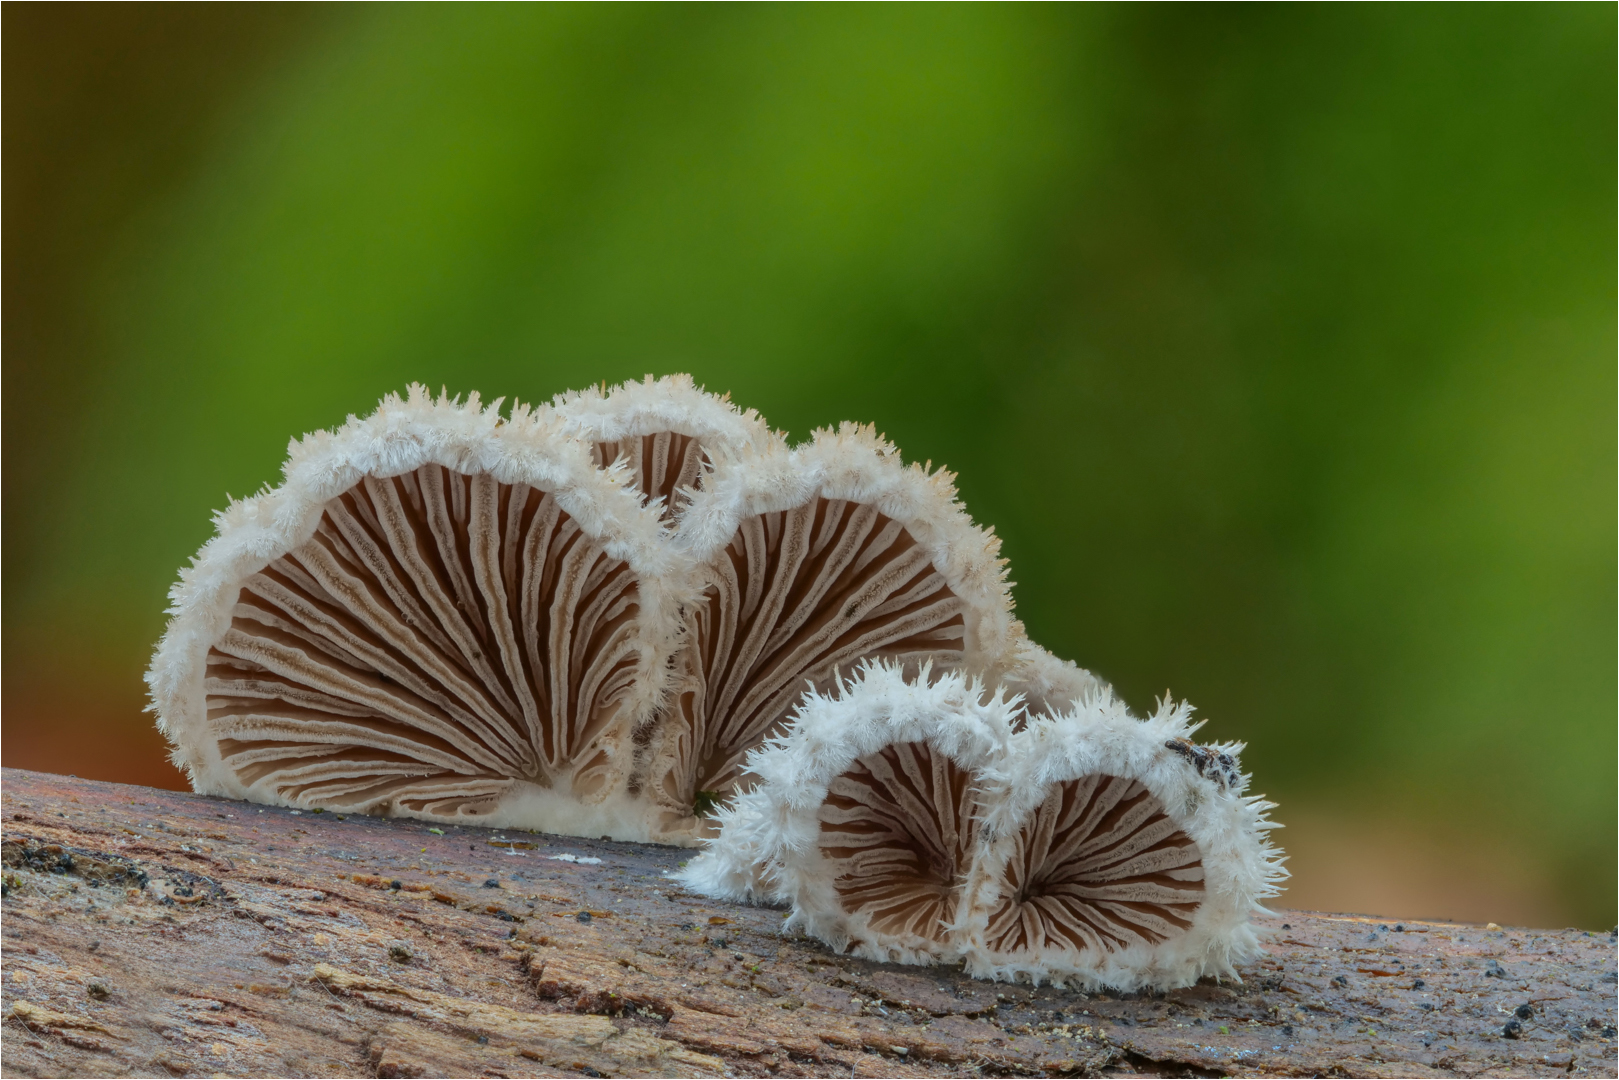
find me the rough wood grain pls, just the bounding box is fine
[2,768,1613,1078]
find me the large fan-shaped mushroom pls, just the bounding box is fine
[148,388,689,840]
[642,424,1023,838]
[678,662,1015,964]
[959,694,1286,990]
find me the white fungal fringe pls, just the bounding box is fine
[553,373,782,466]
[997,639,1112,723]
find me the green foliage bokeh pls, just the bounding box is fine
[7,6,1613,921]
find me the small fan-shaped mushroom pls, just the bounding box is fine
[149,388,688,840]
[677,662,1015,964]
[960,693,1286,990]
[643,423,1023,835]
[553,374,782,520]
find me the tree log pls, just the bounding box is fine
[1,767,1612,1078]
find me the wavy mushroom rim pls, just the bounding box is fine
[553,373,787,525]
[552,373,782,464]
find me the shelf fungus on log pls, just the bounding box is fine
[147,380,1046,845]
[148,387,691,841]
[147,374,1281,993]
[636,422,1025,841]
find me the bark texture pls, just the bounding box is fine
[2,768,1614,1078]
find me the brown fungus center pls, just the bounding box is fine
[983,775,1205,956]
[817,740,980,944]
[206,465,643,817]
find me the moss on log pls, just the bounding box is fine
[1,768,1613,1078]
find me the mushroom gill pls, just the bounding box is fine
[655,497,969,816]
[817,739,980,947]
[980,774,1205,957]
[591,431,708,521]
[205,464,645,819]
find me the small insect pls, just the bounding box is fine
[1164,738,1241,786]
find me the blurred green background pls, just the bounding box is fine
[4,5,1612,927]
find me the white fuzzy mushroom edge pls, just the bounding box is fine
[552,373,784,466]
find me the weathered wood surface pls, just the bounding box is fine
[1,768,1613,1079]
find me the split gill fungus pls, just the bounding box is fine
[149,375,1284,989]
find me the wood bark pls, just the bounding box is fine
[2,767,1613,1078]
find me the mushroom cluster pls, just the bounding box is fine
[679,663,1284,989]
[149,376,1283,987]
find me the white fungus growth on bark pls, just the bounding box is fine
[149,375,1284,988]
[676,664,1284,989]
